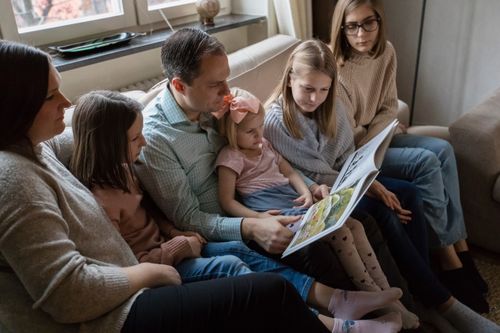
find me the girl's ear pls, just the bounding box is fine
[171,77,186,94]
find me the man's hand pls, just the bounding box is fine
[257,209,282,218]
[241,215,300,254]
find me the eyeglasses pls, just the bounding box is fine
[342,17,380,36]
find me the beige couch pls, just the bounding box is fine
[449,89,500,253]
[66,33,500,255]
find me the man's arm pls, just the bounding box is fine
[135,137,242,242]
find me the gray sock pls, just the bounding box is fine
[442,300,500,333]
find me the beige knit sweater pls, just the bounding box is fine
[0,132,142,333]
[337,41,399,147]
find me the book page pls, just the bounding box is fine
[332,119,398,192]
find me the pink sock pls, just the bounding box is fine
[328,288,402,320]
[331,312,402,333]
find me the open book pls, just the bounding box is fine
[282,119,399,258]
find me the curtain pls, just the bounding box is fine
[271,0,312,40]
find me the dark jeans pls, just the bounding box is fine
[249,210,416,310]
[122,273,329,333]
[357,176,451,307]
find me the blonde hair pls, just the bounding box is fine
[266,39,337,139]
[218,87,264,149]
[330,0,387,66]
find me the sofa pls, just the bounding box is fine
[67,33,500,254]
[449,89,500,253]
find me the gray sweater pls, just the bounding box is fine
[264,98,355,186]
[0,132,141,333]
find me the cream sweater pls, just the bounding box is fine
[337,41,399,147]
[0,132,142,333]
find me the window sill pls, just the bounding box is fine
[51,14,266,72]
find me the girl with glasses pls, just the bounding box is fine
[330,0,499,331]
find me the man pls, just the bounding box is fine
[136,28,410,292]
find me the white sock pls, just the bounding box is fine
[442,300,500,333]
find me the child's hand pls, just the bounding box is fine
[310,184,330,201]
[171,229,207,245]
[257,210,282,218]
[293,192,313,209]
[186,236,203,258]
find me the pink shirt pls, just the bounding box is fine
[216,138,289,196]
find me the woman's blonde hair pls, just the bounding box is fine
[218,87,264,149]
[266,39,337,139]
[330,0,387,65]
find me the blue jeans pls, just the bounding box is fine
[381,134,467,247]
[176,253,253,283]
[356,177,451,307]
[199,241,314,301]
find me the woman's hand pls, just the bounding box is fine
[124,262,182,291]
[293,192,313,209]
[367,180,412,223]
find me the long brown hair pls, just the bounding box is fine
[0,40,50,161]
[70,90,143,192]
[266,40,337,139]
[330,0,387,65]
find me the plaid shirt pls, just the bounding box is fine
[135,86,243,241]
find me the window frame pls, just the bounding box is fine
[0,0,137,46]
[134,0,231,26]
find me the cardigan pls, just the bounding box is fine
[337,41,399,147]
[0,132,141,333]
[264,98,355,186]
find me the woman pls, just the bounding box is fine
[0,40,331,333]
[330,0,488,314]
[264,39,500,333]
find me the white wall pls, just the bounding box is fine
[384,0,500,126]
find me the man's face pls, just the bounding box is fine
[183,53,230,115]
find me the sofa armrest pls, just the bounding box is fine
[406,125,450,141]
[396,99,410,127]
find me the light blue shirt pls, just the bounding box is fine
[135,86,243,241]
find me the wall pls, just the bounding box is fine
[384,0,500,126]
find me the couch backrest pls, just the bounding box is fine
[227,34,300,103]
[137,34,301,107]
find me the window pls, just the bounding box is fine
[0,0,228,46]
[135,0,230,26]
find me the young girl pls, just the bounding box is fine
[265,39,499,333]
[215,87,414,329]
[70,90,404,333]
[330,0,488,314]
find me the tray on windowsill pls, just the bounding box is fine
[49,32,141,57]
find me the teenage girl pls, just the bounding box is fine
[329,0,488,314]
[265,39,499,333]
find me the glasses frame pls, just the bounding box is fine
[342,16,380,36]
